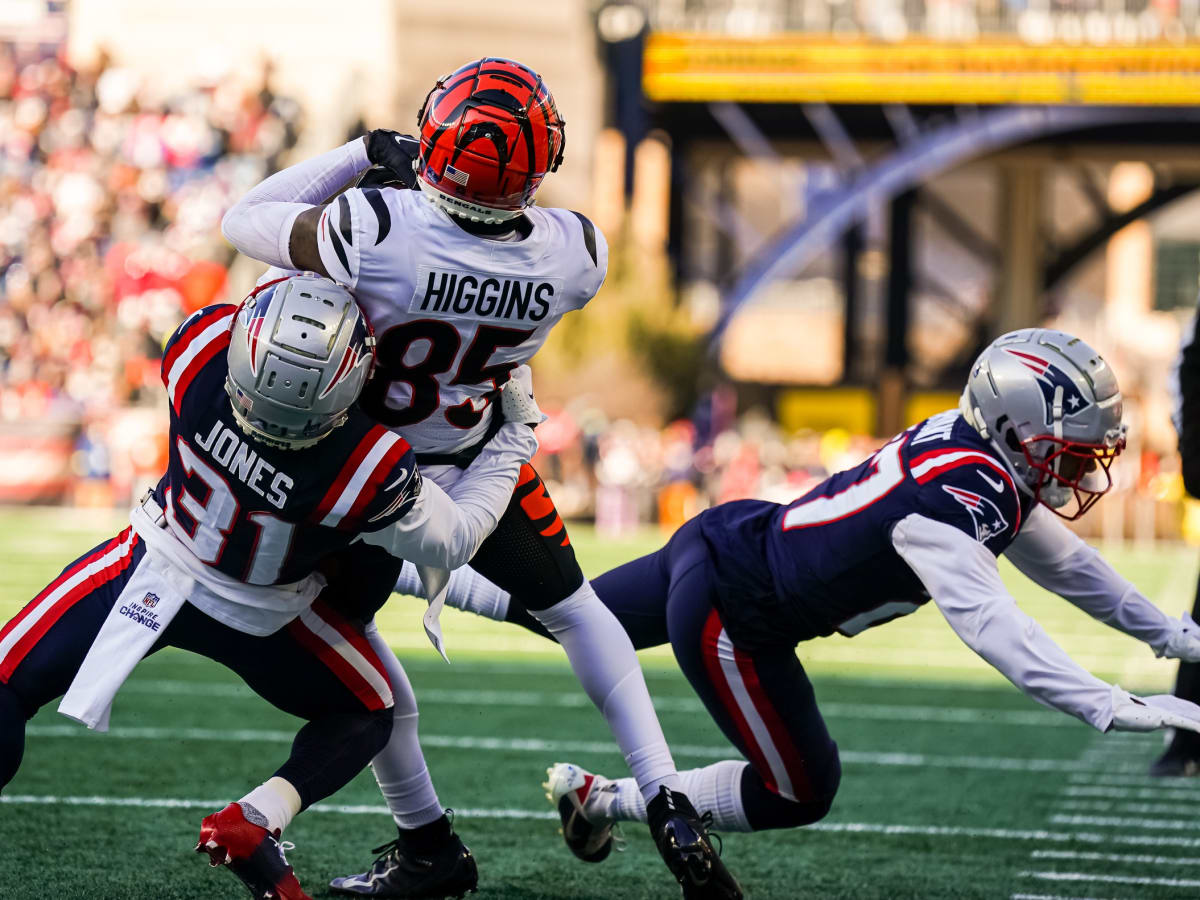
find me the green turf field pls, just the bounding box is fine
[2,507,1200,899]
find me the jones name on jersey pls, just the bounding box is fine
[159,303,421,587]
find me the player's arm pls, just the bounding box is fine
[1003,504,1200,660]
[892,512,1200,734]
[360,379,541,570]
[220,132,417,278]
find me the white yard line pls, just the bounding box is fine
[24,723,1107,772]
[1055,799,1200,817]
[1030,849,1200,867]
[1049,814,1200,832]
[117,680,1069,727]
[1068,772,1200,791]
[1019,871,1200,889]
[1012,894,1132,900]
[1063,785,1200,801]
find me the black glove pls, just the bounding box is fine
[363,130,420,190]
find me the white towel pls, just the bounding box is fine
[58,550,189,731]
[417,564,451,663]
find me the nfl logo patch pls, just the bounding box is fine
[142,593,160,608]
[444,165,469,186]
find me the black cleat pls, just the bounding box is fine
[647,787,743,900]
[1150,740,1200,777]
[328,828,478,899]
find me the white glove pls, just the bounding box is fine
[1156,612,1200,662]
[500,365,546,427]
[1110,684,1200,734]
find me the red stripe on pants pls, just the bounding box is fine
[285,614,387,712]
[0,529,139,682]
[731,645,815,802]
[699,607,779,794]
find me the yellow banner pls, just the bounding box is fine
[643,34,1200,104]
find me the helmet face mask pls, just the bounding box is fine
[1020,430,1126,520]
[225,275,375,450]
[415,58,565,224]
[960,328,1127,521]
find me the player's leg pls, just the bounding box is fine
[167,598,395,900]
[0,528,144,790]
[326,619,478,899]
[1151,562,1200,775]
[553,520,840,835]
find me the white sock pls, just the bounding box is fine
[238,777,302,835]
[611,761,751,832]
[395,561,511,621]
[364,622,445,828]
[531,581,681,803]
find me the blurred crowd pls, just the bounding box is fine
[0,43,300,426]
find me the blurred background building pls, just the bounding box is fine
[3,0,1200,542]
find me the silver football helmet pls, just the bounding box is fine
[959,328,1127,520]
[225,274,375,449]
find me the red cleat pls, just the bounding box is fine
[195,802,312,900]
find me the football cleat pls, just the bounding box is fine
[195,802,311,900]
[1149,737,1200,777]
[544,761,621,863]
[647,786,743,900]
[328,828,478,898]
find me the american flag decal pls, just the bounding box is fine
[444,165,469,186]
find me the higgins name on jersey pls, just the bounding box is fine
[698,410,1033,649]
[301,187,606,454]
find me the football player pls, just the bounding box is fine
[0,275,538,900]
[394,329,1200,854]
[220,58,740,899]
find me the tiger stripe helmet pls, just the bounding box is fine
[415,58,565,223]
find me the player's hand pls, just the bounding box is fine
[1110,685,1200,734]
[499,366,546,428]
[1156,612,1200,663]
[364,131,420,189]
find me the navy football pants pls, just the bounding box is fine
[0,528,394,808]
[509,517,842,830]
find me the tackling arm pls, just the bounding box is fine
[892,513,1200,734]
[1003,505,1200,661]
[220,138,371,276]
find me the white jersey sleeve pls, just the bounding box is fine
[361,422,537,569]
[891,512,1116,731]
[1003,505,1177,652]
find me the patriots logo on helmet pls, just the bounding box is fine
[1004,348,1092,422]
[242,288,276,377]
[943,485,1009,544]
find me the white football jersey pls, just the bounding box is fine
[304,187,607,454]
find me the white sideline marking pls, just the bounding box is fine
[25,723,1104,772]
[1049,814,1200,832]
[1020,870,1200,889]
[1031,849,1200,867]
[1012,894,1131,900]
[119,680,1069,727]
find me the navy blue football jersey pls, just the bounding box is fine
[698,410,1035,648]
[155,304,421,585]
